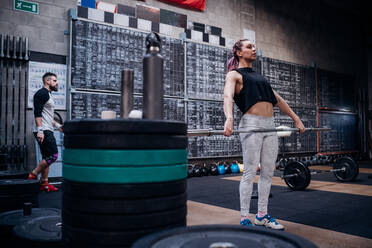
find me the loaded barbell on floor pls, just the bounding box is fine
[281,156,359,190]
[187,127,358,190]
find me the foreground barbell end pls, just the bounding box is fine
[187,127,331,137]
[276,125,292,137]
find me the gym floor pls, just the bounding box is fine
[41,161,372,248]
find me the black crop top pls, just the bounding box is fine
[233,67,277,113]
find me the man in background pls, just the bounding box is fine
[28,72,63,192]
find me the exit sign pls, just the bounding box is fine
[14,0,39,15]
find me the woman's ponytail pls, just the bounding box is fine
[227,56,238,72]
[226,39,249,72]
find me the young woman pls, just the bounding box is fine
[223,39,305,229]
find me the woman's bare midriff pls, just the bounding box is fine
[234,73,274,118]
[245,102,274,117]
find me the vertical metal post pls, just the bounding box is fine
[143,33,163,120]
[18,37,23,60]
[67,16,73,120]
[184,40,187,123]
[6,35,10,58]
[0,34,4,57]
[120,69,134,118]
[12,36,17,59]
[24,38,29,60]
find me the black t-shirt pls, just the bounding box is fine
[33,87,55,132]
[233,67,277,113]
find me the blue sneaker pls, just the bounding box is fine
[240,219,253,227]
[254,214,284,230]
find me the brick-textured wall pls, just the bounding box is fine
[0,0,75,56]
[0,0,366,74]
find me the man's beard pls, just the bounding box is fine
[50,85,58,91]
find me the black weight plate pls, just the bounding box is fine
[63,119,187,135]
[62,205,187,230]
[64,134,188,149]
[13,215,62,247]
[0,179,40,194]
[131,225,318,248]
[283,161,311,190]
[333,156,359,182]
[63,192,187,214]
[62,179,187,199]
[0,171,29,180]
[0,208,60,233]
[62,220,186,247]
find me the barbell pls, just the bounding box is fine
[281,156,359,190]
[187,126,359,190]
[187,127,331,137]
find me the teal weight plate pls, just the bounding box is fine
[63,149,188,166]
[62,163,187,183]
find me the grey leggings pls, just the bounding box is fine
[239,114,278,216]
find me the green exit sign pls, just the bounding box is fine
[14,0,39,15]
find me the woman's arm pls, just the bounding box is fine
[223,71,238,136]
[273,90,305,133]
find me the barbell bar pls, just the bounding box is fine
[281,167,346,179]
[187,127,331,137]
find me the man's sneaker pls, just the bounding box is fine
[28,172,37,180]
[40,182,59,192]
[254,214,284,230]
[240,219,253,227]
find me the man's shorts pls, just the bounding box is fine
[34,130,58,159]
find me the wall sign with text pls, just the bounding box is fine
[28,61,67,110]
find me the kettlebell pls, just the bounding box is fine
[230,163,239,174]
[238,163,244,173]
[193,165,202,177]
[217,164,226,175]
[201,165,209,176]
[210,164,218,175]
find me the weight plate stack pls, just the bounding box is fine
[0,179,40,213]
[131,225,318,248]
[0,206,60,248]
[62,119,188,248]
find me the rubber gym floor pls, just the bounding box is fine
[43,161,372,248]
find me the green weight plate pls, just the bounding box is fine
[62,163,187,183]
[63,149,188,166]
